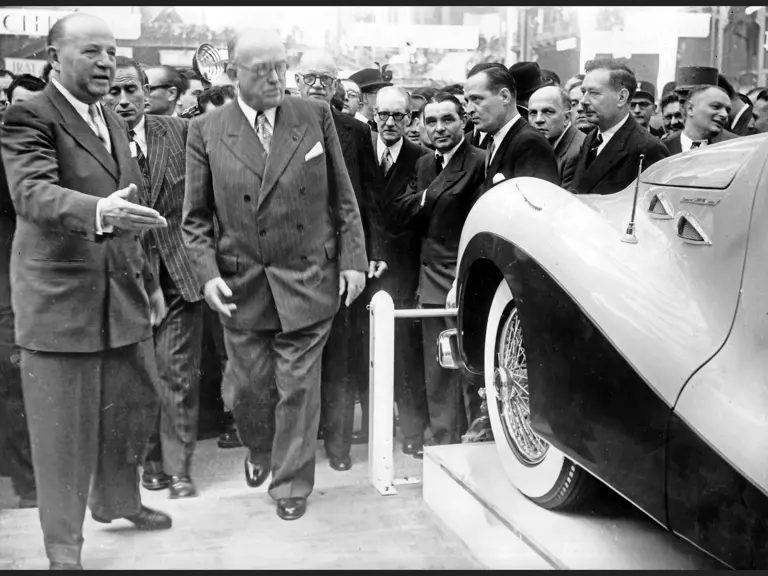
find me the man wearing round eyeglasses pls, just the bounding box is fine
[183,28,367,522]
[341,79,367,125]
[145,65,185,117]
[295,49,386,472]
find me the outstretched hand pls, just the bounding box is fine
[101,184,167,231]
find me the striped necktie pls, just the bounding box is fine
[485,138,495,175]
[256,112,272,156]
[129,129,151,204]
[380,148,393,177]
[88,104,111,154]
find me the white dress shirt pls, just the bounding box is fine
[355,111,369,125]
[237,94,276,135]
[437,136,465,169]
[489,114,522,165]
[680,131,708,152]
[473,125,488,147]
[130,115,147,156]
[377,135,404,164]
[597,113,630,155]
[50,78,114,234]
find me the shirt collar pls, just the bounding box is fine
[436,137,464,168]
[377,135,403,164]
[680,131,707,151]
[731,104,748,130]
[237,94,276,129]
[51,77,101,122]
[492,114,521,148]
[599,113,630,141]
[552,122,570,150]
[354,111,369,124]
[132,115,146,139]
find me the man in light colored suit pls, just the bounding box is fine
[104,56,205,499]
[0,13,171,570]
[182,28,367,521]
[528,85,586,189]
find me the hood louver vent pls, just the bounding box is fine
[676,212,712,246]
[648,192,674,220]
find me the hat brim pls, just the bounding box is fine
[517,78,555,98]
[359,81,393,93]
[633,90,655,102]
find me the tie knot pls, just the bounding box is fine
[128,129,136,140]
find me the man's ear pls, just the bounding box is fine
[47,46,60,71]
[168,86,178,102]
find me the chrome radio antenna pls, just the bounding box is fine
[621,154,645,244]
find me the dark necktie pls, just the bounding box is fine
[690,141,703,150]
[380,148,393,177]
[435,153,444,176]
[585,132,604,169]
[129,129,151,204]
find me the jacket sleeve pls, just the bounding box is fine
[643,139,671,170]
[357,125,385,263]
[513,133,560,185]
[0,103,103,243]
[181,116,218,292]
[322,103,368,272]
[390,158,429,231]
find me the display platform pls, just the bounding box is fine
[422,442,724,570]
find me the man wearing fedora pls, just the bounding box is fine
[348,67,393,133]
[508,61,553,113]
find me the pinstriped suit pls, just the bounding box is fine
[183,96,367,500]
[139,114,204,479]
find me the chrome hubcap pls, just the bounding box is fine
[495,306,549,466]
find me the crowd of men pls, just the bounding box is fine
[0,11,766,570]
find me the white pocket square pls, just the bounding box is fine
[492,172,506,185]
[305,142,323,161]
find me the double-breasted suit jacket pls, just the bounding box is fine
[392,139,487,305]
[183,97,367,333]
[483,117,560,194]
[370,133,430,302]
[0,83,158,353]
[142,114,201,303]
[570,115,670,196]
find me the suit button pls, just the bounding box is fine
[422,260,428,266]
[135,272,141,278]
[442,264,448,269]
[301,255,308,262]
[259,230,266,237]
[299,187,306,195]
[297,224,304,232]
[244,194,251,202]
[134,234,140,241]
[264,262,271,268]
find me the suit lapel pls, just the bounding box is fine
[144,115,168,207]
[333,109,354,157]
[259,98,307,207]
[428,140,468,207]
[487,117,524,177]
[382,139,417,205]
[556,124,576,162]
[45,84,118,180]
[579,116,634,192]
[221,101,266,181]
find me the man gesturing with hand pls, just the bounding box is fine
[183,28,367,522]
[0,13,172,570]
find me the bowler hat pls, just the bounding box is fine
[634,80,656,102]
[508,61,553,99]
[348,67,393,93]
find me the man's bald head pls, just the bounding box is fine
[527,85,571,144]
[376,86,410,111]
[375,86,411,146]
[227,27,286,111]
[296,49,339,104]
[46,12,116,105]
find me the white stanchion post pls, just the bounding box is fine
[368,290,397,496]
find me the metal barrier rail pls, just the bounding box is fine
[368,290,458,496]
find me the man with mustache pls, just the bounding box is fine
[295,50,385,471]
[661,85,738,155]
[571,57,669,196]
[660,91,685,138]
[104,56,205,499]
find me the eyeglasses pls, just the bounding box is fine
[296,73,336,88]
[236,60,288,79]
[375,111,409,122]
[345,90,360,99]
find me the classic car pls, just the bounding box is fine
[438,133,768,570]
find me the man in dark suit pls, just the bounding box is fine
[369,85,431,455]
[392,93,486,447]
[182,28,367,521]
[661,85,739,155]
[0,131,36,509]
[294,49,386,471]
[465,64,559,193]
[528,85,586,189]
[0,14,172,569]
[571,58,670,196]
[719,74,754,136]
[104,56,205,499]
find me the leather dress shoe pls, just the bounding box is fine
[328,455,352,471]
[92,505,172,531]
[217,429,242,449]
[403,440,423,456]
[276,497,307,521]
[141,471,172,491]
[351,430,368,444]
[49,562,82,570]
[244,458,270,488]
[169,476,197,499]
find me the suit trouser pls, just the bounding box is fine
[20,341,159,565]
[222,316,333,500]
[421,304,463,445]
[143,275,204,477]
[0,309,35,501]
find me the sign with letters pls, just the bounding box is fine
[0,7,140,39]
[3,57,46,78]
